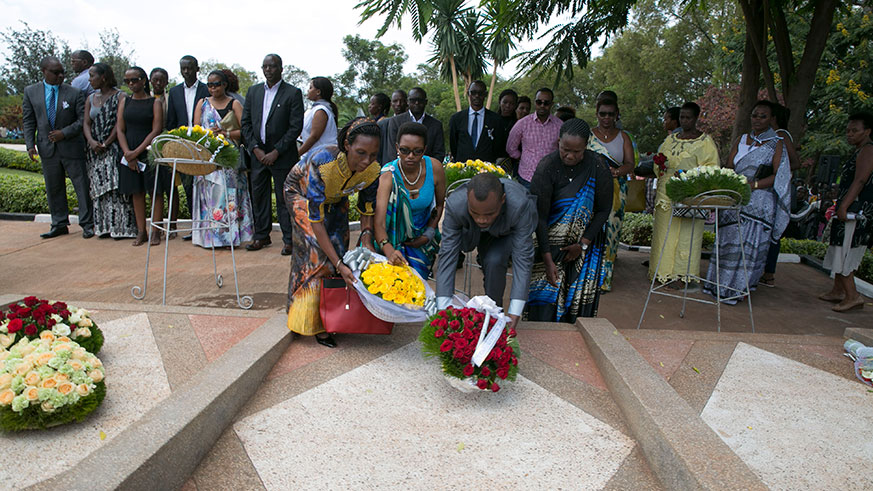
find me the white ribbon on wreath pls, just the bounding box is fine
[465,296,508,367]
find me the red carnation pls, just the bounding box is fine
[497,367,509,379]
[462,328,475,340]
[36,317,45,326]
[439,340,453,352]
[53,301,68,311]
[512,356,518,366]
[60,310,71,318]
[17,307,32,317]
[24,324,37,336]
[476,379,489,390]
[491,382,500,392]
[434,328,445,338]
[7,318,23,333]
[6,312,16,320]
[454,338,468,350]
[453,348,465,359]
[430,319,441,327]
[449,319,460,329]
[480,367,491,377]
[23,296,38,307]
[463,364,475,377]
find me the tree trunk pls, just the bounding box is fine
[487,61,498,110]
[449,55,461,111]
[738,0,778,102]
[784,0,839,140]
[731,28,762,152]
[767,0,794,97]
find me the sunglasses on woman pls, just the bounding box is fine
[397,147,425,156]
[124,77,143,85]
[206,82,224,88]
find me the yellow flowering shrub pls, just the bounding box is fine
[361,263,426,307]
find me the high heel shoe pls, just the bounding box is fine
[315,333,337,348]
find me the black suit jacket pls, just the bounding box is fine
[382,112,446,164]
[22,82,85,160]
[448,108,505,163]
[241,81,304,169]
[165,81,209,130]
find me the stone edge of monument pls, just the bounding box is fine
[844,327,873,346]
[29,312,291,491]
[577,317,766,490]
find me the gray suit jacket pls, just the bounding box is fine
[382,111,446,164]
[436,178,537,302]
[22,82,86,160]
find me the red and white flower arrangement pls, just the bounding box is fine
[0,297,103,355]
[419,296,519,392]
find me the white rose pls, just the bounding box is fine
[50,314,63,323]
[68,312,81,325]
[0,322,7,334]
[52,323,71,337]
[0,334,13,348]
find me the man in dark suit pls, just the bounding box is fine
[240,54,304,255]
[448,80,505,163]
[22,56,94,239]
[165,55,209,238]
[382,87,445,164]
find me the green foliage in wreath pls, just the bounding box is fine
[665,166,751,205]
[0,381,106,432]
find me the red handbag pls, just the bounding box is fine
[319,277,394,335]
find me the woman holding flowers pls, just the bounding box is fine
[283,118,382,347]
[649,102,719,286]
[82,63,137,239]
[704,100,790,303]
[116,66,166,246]
[374,122,446,278]
[190,70,254,248]
[528,119,613,321]
[588,97,636,292]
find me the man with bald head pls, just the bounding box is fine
[22,56,94,239]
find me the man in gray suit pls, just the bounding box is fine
[435,173,537,330]
[22,56,93,239]
[381,87,445,164]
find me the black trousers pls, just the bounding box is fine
[250,161,291,244]
[41,156,93,231]
[478,231,513,307]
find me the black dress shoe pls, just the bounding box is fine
[40,226,69,239]
[281,244,292,256]
[82,229,95,239]
[315,333,337,348]
[246,238,272,251]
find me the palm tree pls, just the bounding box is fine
[481,0,517,108]
[426,0,470,110]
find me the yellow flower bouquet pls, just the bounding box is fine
[361,262,426,307]
[444,159,508,194]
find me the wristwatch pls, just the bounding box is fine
[580,242,589,252]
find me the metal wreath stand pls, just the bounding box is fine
[131,134,254,310]
[637,189,754,332]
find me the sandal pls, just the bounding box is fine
[760,275,775,288]
[132,231,148,247]
[315,333,337,348]
[818,291,844,303]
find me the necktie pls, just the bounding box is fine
[47,86,57,129]
[471,111,479,148]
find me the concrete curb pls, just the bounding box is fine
[802,255,873,298]
[31,313,292,491]
[620,243,800,264]
[577,318,766,490]
[844,327,873,346]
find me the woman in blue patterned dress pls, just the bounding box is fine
[528,119,613,321]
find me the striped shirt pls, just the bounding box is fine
[506,113,562,181]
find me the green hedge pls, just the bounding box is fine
[0,147,41,173]
[0,138,25,144]
[0,173,190,218]
[620,212,715,251]
[780,238,873,284]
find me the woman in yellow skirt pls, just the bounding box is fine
[649,102,719,286]
[283,118,382,347]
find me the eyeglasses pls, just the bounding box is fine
[598,111,616,117]
[408,98,425,104]
[48,69,65,76]
[123,77,143,85]
[397,147,425,156]
[206,82,224,88]
[535,99,553,106]
[469,90,486,97]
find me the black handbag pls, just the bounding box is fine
[754,164,774,180]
